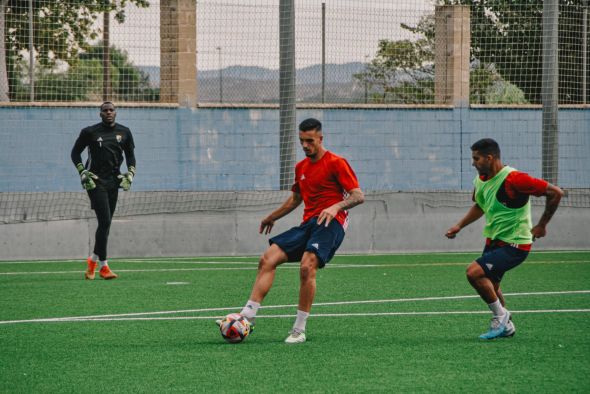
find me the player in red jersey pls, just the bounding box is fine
[219,118,364,344]
[446,138,563,339]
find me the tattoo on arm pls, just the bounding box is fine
[337,189,365,211]
[538,185,563,226]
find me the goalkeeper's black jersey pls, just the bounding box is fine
[71,122,136,179]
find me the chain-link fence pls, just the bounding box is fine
[0,0,587,105]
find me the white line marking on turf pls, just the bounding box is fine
[2,250,588,264]
[1,290,589,325]
[0,267,258,275]
[166,282,190,285]
[2,309,590,323]
[0,260,260,265]
[1,260,589,275]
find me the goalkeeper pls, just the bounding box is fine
[70,101,136,280]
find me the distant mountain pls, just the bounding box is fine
[137,63,369,103]
[139,62,366,86]
[198,66,279,81]
[196,62,366,84]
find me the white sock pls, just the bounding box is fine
[487,300,506,317]
[240,300,260,320]
[292,310,309,332]
[99,260,108,268]
[90,254,99,263]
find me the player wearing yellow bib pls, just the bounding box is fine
[445,138,563,339]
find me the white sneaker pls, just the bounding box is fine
[285,329,306,344]
[500,318,516,338]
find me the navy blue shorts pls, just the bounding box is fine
[476,243,529,283]
[269,217,345,268]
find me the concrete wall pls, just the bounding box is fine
[1,107,589,192]
[1,191,588,261]
[0,106,588,260]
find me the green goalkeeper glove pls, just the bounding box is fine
[118,166,135,191]
[76,163,98,191]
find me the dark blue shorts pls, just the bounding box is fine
[476,242,529,283]
[269,217,345,268]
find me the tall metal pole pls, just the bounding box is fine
[279,0,296,190]
[321,2,325,104]
[28,0,34,101]
[364,54,369,104]
[541,0,559,184]
[217,47,223,103]
[583,0,588,104]
[103,10,111,101]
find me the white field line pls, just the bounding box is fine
[2,250,589,264]
[24,309,590,323]
[0,260,260,265]
[1,259,589,275]
[1,290,589,325]
[0,267,259,275]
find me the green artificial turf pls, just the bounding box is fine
[1,251,589,393]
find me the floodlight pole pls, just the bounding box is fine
[279,0,296,190]
[28,0,34,101]
[541,0,559,184]
[321,2,325,104]
[217,46,223,103]
[103,10,111,101]
[364,54,369,104]
[583,0,588,104]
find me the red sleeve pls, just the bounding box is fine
[291,164,301,194]
[505,171,548,197]
[333,157,360,192]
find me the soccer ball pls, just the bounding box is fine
[219,313,251,343]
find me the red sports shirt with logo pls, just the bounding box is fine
[292,151,360,229]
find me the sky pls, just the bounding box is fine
[103,0,435,70]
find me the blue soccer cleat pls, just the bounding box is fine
[479,311,511,340]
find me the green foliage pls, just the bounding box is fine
[356,11,531,105]
[470,63,528,105]
[354,33,435,104]
[13,44,158,101]
[2,0,150,100]
[439,0,588,104]
[80,44,158,101]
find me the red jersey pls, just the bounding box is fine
[292,151,360,229]
[478,170,548,200]
[477,169,548,251]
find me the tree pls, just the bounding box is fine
[440,0,588,104]
[0,0,149,101]
[12,44,157,101]
[354,15,434,104]
[80,43,157,101]
[355,14,528,105]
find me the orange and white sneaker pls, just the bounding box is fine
[85,257,98,280]
[99,266,118,280]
